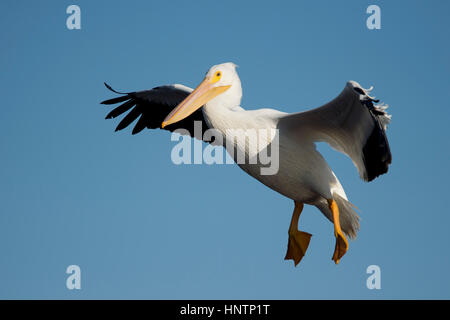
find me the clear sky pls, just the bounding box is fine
[1,0,449,299]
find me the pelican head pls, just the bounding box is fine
[161,62,241,128]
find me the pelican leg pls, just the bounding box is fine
[328,199,349,264]
[284,202,312,266]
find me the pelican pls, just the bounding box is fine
[101,62,392,265]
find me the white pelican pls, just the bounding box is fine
[101,62,392,265]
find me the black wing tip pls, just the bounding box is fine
[101,82,131,104]
[365,157,391,181]
[103,82,126,94]
[104,82,140,97]
[101,96,130,105]
[362,112,392,182]
[353,84,392,182]
[101,99,113,105]
[114,123,144,135]
[100,83,113,104]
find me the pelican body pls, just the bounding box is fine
[101,62,392,265]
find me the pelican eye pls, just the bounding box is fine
[211,71,222,83]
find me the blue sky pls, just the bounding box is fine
[0,0,449,299]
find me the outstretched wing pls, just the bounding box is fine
[101,83,209,138]
[278,81,392,182]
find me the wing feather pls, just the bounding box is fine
[278,81,392,181]
[105,100,135,119]
[101,83,209,139]
[115,106,141,132]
